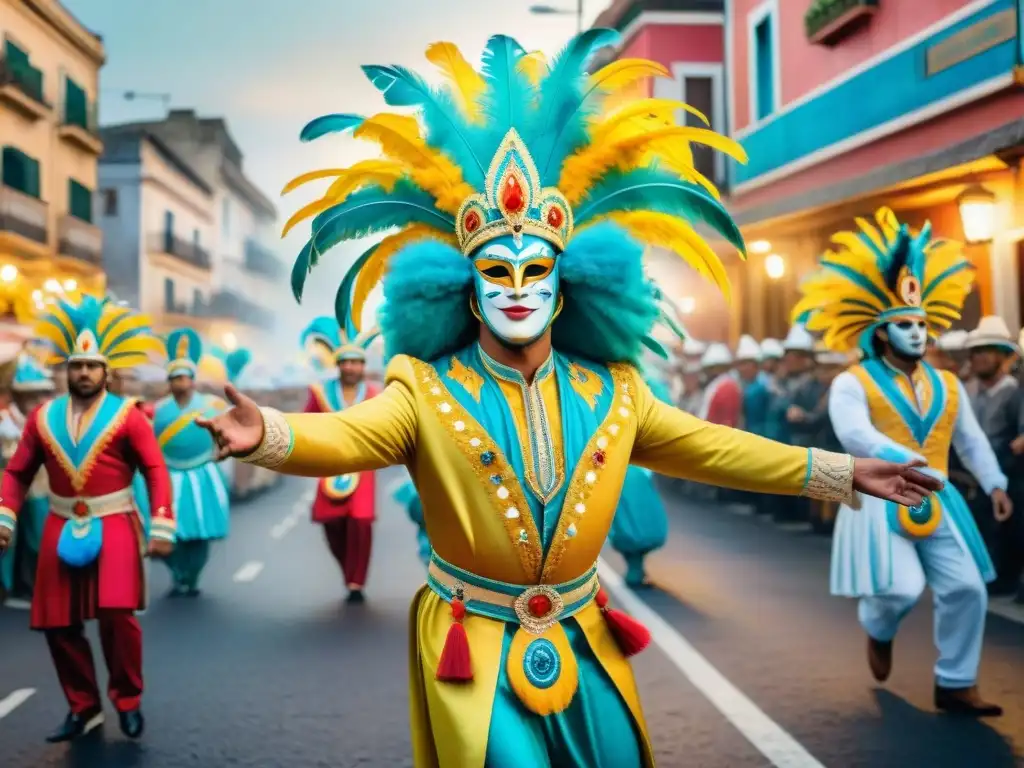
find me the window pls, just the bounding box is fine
[164,278,175,311]
[222,197,230,235]
[102,188,118,216]
[752,8,777,121]
[1,146,41,198]
[683,76,716,182]
[163,210,174,252]
[193,228,200,248]
[68,179,93,223]
[3,39,43,103]
[193,289,202,311]
[63,76,89,130]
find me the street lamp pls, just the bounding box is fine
[957,183,996,244]
[530,1,583,33]
[749,239,772,255]
[0,265,18,283]
[765,254,786,280]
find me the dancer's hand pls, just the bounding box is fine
[853,459,943,507]
[992,489,1014,522]
[0,526,10,552]
[196,385,265,460]
[147,538,173,558]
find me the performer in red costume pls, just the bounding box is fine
[0,296,173,742]
[300,316,379,603]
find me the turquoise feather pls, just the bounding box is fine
[819,261,891,306]
[165,328,202,364]
[299,113,364,142]
[334,243,379,335]
[225,349,252,383]
[575,169,746,253]
[479,35,533,146]
[291,241,316,302]
[641,335,669,359]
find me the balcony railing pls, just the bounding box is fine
[243,238,283,278]
[58,100,102,154]
[148,232,212,270]
[193,290,274,328]
[0,56,46,106]
[0,184,47,245]
[58,214,102,266]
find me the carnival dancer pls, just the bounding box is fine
[201,35,939,767]
[795,206,1010,716]
[0,353,56,602]
[152,329,230,596]
[0,295,173,741]
[300,316,381,603]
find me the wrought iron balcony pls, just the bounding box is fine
[58,100,103,155]
[0,56,49,120]
[58,214,102,266]
[199,290,274,328]
[0,185,48,245]
[148,232,212,270]
[243,238,283,278]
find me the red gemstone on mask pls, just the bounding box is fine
[547,206,564,228]
[502,175,525,213]
[528,594,552,617]
[464,210,481,233]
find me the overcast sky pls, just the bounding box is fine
[65,0,604,331]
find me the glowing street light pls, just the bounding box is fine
[63,278,78,291]
[749,240,772,255]
[0,265,17,283]
[43,278,61,293]
[765,254,786,280]
[957,183,996,244]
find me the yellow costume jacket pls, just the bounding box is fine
[243,346,855,767]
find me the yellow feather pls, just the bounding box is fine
[110,337,164,359]
[35,321,71,355]
[43,305,77,343]
[425,42,486,123]
[101,313,152,345]
[281,169,349,196]
[281,162,405,237]
[588,58,669,96]
[853,216,888,255]
[517,51,549,86]
[96,306,128,337]
[354,114,473,214]
[603,211,733,301]
[351,225,458,329]
[108,354,152,371]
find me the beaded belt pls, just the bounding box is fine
[50,488,136,521]
[427,551,598,634]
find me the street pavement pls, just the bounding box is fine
[2,471,1024,767]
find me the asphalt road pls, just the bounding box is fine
[2,472,1023,767]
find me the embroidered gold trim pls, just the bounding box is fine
[240,408,294,469]
[802,448,856,505]
[540,363,633,582]
[568,362,603,410]
[37,398,137,493]
[411,358,542,580]
[446,355,485,402]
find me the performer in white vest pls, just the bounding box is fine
[795,207,1009,716]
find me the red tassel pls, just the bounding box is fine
[596,588,651,657]
[436,596,473,682]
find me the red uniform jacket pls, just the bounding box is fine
[0,393,172,629]
[700,373,743,428]
[305,379,379,523]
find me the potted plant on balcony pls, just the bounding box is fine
[805,0,879,46]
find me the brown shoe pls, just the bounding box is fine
[934,685,1003,717]
[867,636,892,682]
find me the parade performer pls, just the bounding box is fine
[0,353,55,601]
[795,206,1009,716]
[0,296,173,741]
[202,34,939,767]
[152,329,230,596]
[300,316,381,603]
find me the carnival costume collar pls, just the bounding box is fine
[164,327,202,379]
[283,31,748,365]
[35,295,162,369]
[793,206,974,358]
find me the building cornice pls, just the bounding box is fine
[21,0,105,65]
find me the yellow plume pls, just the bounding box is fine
[281,169,350,196]
[518,51,549,86]
[593,99,710,141]
[601,211,733,301]
[588,59,669,97]
[281,161,405,237]
[35,321,72,355]
[425,42,486,123]
[351,224,458,330]
[354,113,473,214]
[96,305,129,338]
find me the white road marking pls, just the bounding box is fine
[232,561,264,583]
[293,501,307,515]
[597,559,826,768]
[0,688,35,720]
[3,598,31,611]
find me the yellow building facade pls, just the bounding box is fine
[0,0,105,333]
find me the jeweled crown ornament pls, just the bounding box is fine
[456,129,573,255]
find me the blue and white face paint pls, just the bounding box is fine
[472,234,559,347]
[886,318,928,359]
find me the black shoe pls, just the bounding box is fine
[118,708,145,739]
[45,709,104,742]
[867,636,893,683]
[934,685,1003,717]
[345,589,365,604]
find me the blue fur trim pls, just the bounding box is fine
[378,240,476,361]
[553,222,658,364]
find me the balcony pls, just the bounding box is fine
[0,184,48,249]
[243,238,283,279]
[57,214,102,267]
[0,57,50,121]
[193,290,274,329]
[58,102,103,156]
[148,232,212,271]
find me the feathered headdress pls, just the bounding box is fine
[35,296,163,369]
[300,315,378,364]
[11,353,54,393]
[284,31,746,364]
[164,327,203,379]
[792,207,974,356]
[225,348,252,384]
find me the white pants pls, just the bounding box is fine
[857,516,987,688]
